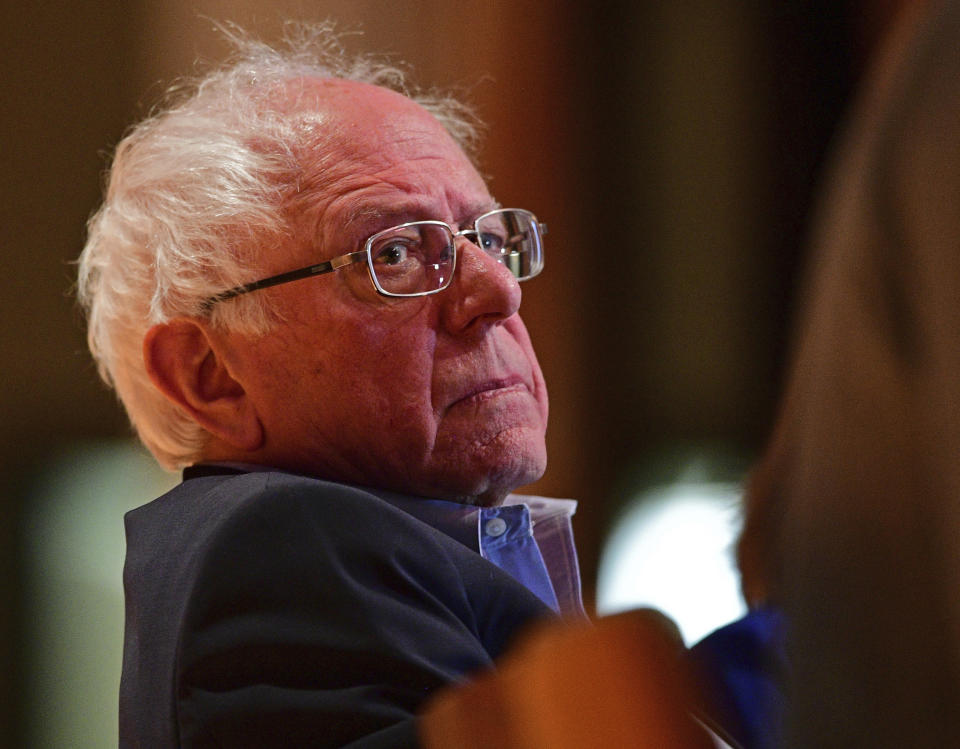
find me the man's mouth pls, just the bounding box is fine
[452,375,527,407]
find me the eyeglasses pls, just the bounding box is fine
[204,208,545,307]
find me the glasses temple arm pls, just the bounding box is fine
[201,262,334,310]
[200,249,371,310]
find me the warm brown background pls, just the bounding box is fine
[0,0,915,743]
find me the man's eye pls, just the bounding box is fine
[374,243,409,265]
[480,232,506,252]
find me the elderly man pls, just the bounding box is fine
[78,26,582,748]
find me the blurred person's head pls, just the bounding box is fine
[77,24,549,506]
[743,1,960,743]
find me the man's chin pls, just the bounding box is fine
[445,454,547,507]
[407,427,547,504]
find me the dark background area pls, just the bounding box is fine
[0,0,916,744]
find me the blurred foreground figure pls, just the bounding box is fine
[422,608,718,748]
[742,0,960,745]
[77,23,582,748]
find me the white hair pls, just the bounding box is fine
[77,21,482,470]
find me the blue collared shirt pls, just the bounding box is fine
[374,489,585,618]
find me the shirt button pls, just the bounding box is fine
[484,517,508,537]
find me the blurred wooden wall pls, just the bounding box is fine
[0,0,916,743]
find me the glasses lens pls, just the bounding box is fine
[475,209,544,280]
[367,222,455,296]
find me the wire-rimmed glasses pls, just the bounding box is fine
[204,208,545,307]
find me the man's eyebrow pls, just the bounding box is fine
[342,200,502,231]
[342,204,421,231]
[461,200,502,221]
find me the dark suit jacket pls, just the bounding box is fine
[119,468,553,748]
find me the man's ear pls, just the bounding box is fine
[143,319,264,452]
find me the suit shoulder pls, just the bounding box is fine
[125,472,418,549]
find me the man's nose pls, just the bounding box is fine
[439,239,522,334]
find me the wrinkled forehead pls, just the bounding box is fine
[275,77,490,240]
